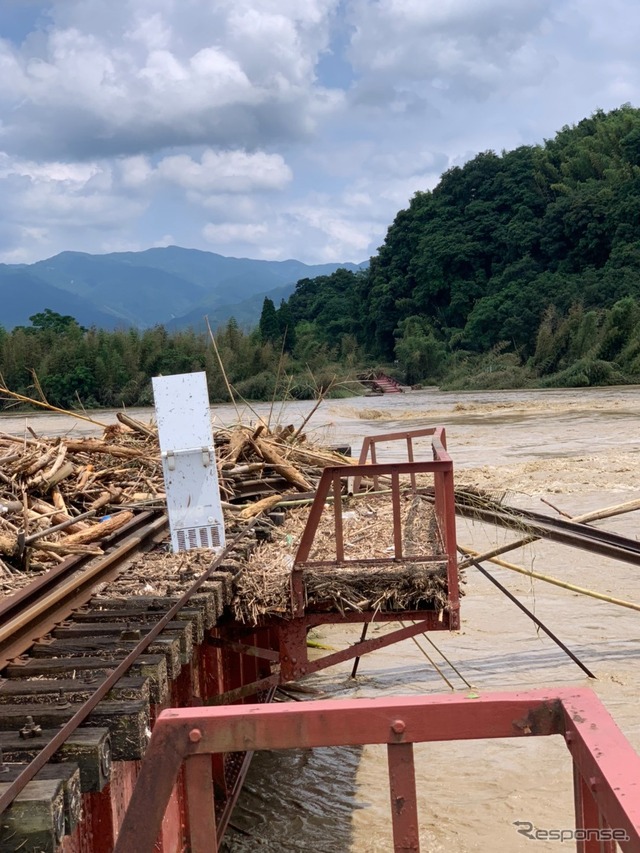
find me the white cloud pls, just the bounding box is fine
[119,155,153,188]
[0,0,342,160]
[203,222,269,245]
[156,149,292,194]
[347,0,557,100]
[1,0,640,268]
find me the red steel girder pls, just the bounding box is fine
[206,616,445,704]
[115,688,640,853]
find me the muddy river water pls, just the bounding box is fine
[2,386,640,852]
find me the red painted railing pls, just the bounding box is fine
[292,453,459,629]
[115,688,640,852]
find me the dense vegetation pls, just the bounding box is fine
[0,309,355,408]
[3,105,640,409]
[270,104,640,389]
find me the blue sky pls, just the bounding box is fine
[0,0,639,265]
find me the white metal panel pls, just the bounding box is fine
[152,372,226,554]
[152,371,213,453]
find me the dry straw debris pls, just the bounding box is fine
[233,492,459,624]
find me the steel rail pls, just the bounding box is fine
[0,519,259,818]
[0,510,158,623]
[454,502,640,567]
[505,505,640,553]
[0,512,168,668]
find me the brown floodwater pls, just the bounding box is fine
[2,386,640,852]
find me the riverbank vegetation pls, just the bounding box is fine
[270,104,640,392]
[3,105,640,409]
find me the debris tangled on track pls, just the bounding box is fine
[0,412,353,587]
[233,494,452,623]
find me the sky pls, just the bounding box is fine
[0,0,639,267]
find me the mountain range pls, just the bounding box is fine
[0,247,367,331]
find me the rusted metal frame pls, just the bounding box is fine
[406,434,416,492]
[354,426,450,493]
[206,636,280,662]
[185,753,217,853]
[391,470,403,558]
[441,467,460,628]
[117,688,633,853]
[573,767,616,853]
[304,610,449,628]
[353,427,435,492]
[208,616,447,704]
[295,459,453,565]
[0,519,258,818]
[115,690,640,853]
[114,715,187,853]
[243,610,449,629]
[279,617,445,683]
[324,460,453,482]
[205,674,280,706]
[354,434,378,492]
[240,632,260,703]
[290,567,305,617]
[387,742,420,851]
[301,618,447,678]
[562,695,640,852]
[278,613,308,682]
[358,427,442,460]
[294,464,334,564]
[0,513,168,667]
[215,747,258,841]
[333,472,345,562]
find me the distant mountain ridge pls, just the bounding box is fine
[0,246,368,330]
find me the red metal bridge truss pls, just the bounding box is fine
[207,426,459,705]
[114,426,640,849]
[116,688,640,853]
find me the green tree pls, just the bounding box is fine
[259,298,280,344]
[394,316,447,384]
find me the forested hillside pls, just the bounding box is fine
[270,105,640,388]
[3,106,640,410]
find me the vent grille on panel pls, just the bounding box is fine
[175,525,221,552]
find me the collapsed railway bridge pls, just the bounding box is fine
[0,421,638,852]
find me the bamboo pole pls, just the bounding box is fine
[204,316,240,421]
[238,494,286,520]
[0,385,108,427]
[63,511,134,545]
[459,544,640,613]
[116,412,157,438]
[253,437,312,492]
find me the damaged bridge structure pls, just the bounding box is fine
[0,421,639,851]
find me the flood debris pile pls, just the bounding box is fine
[0,418,162,579]
[216,421,354,514]
[0,414,354,588]
[0,403,458,619]
[233,493,456,624]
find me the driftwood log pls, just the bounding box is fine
[0,410,358,577]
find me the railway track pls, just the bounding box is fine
[0,511,168,669]
[0,513,265,852]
